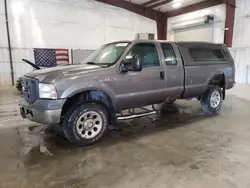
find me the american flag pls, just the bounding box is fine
[34,48,69,67]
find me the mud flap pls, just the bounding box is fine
[223,86,226,100]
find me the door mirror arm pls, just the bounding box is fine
[120,62,130,73]
[120,55,143,73]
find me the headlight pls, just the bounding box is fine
[39,83,57,99]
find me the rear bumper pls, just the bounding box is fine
[19,98,66,125]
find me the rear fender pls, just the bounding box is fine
[207,71,226,99]
[207,71,225,86]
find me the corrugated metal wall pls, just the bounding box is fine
[0,0,158,85]
[0,48,11,85]
[231,0,250,84]
[0,48,94,85]
[232,0,250,48]
[0,48,35,85]
[229,48,250,84]
[72,49,95,64]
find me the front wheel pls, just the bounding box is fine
[63,103,109,146]
[200,86,223,116]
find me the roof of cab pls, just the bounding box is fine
[107,40,223,46]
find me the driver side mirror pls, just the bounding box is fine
[120,55,143,72]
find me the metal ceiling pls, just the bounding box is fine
[55,0,209,13]
[124,0,207,12]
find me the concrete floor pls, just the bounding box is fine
[0,85,250,188]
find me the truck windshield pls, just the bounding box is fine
[82,42,130,67]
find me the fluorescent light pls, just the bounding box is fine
[172,2,182,8]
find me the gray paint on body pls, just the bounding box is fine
[23,40,235,112]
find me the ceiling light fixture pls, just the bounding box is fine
[172,2,182,8]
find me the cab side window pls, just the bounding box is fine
[125,43,160,67]
[161,43,177,65]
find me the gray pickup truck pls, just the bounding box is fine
[19,40,235,146]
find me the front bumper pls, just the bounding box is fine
[19,98,66,125]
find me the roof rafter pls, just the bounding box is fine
[95,0,164,21]
[95,0,167,40]
[148,0,173,9]
[140,0,161,7]
[165,0,234,17]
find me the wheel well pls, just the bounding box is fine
[208,74,225,99]
[208,74,225,88]
[61,90,115,123]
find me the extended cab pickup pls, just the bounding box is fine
[19,40,235,146]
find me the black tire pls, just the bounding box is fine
[200,85,223,116]
[63,102,109,146]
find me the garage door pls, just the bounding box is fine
[174,24,213,42]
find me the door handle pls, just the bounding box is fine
[160,71,165,80]
[187,77,193,84]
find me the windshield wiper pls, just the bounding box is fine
[86,62,99,65]
[86,62,110,67]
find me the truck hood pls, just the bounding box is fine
[25,64,102,83]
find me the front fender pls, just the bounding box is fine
[59,81,117,107]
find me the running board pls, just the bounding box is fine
[117,105,157,120]
[117,111,156,120]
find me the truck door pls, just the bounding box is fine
[115,42,167,110]
[160,43,184,98]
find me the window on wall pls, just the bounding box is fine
[161,43,177,65]
[189,48,228,61]
[125,43,160,67]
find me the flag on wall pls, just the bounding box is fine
[34,48,69,67]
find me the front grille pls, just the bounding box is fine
[21,77,39,103]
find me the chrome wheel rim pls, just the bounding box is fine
[210,91,221,108]
[76,111,103,139]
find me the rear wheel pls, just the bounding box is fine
[63,103,108,146]
[200,86,223,116]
